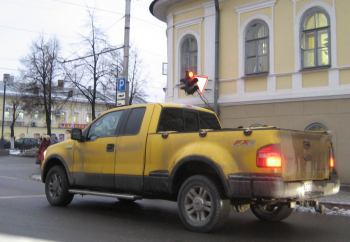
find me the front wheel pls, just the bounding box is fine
[250,202,293,222]
[177,175,230,233]
[45,166,74,206]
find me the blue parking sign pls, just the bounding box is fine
[117,77,126,92]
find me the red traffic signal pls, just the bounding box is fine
[180,70,198,95]
[180,71,208,96]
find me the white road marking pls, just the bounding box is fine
[0,195,45,200]
[0,233,55,242]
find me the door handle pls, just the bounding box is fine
[106,144,115,152]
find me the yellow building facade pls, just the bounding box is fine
[151,0,350,183]
[0,90,109,141]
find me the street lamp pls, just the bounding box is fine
[0,73,9,148]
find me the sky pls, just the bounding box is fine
[0,0,167,102]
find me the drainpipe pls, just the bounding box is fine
[213,0,220,115]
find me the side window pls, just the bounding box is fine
[184,110,199,132]
[122,108,146,135]
[88,111,124,140]
[158,108,184,132]
[199,112,221,130]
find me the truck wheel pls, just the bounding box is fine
[45,166,74,206]
[177,175,230,232]
[250,203,293,221]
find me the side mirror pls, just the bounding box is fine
[71,128,83,142]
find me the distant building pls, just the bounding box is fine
[150,0,350,183]
[0,80,114,141]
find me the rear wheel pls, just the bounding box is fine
[177,175,230,232]
[250,202,293,221]
[45,166,74,206]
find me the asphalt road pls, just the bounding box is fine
[0,156,350,242]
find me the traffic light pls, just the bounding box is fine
[180,71,198,95]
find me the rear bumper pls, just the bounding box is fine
[227,171,340,200]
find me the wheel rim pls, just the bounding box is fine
[184,186,213,223]
[48,173,63,199]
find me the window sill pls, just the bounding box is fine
[243,72,269,79]
[300,65,331,73]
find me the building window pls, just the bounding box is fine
[180,35,198,77]
[73,112,79,123]
[86,113,92,123]
[4,107,10,120]
[18,111,24,120]
[245,20,269,75]
[305,122,328,131]
[301,8,330,69]
[33,111,39,120]
[57,111,66,123]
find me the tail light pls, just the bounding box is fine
[329,148,335,169]
[257,144,282,168]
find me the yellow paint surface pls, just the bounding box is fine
[302,70,328,88]
[296,0,333,13]
[219,81,237,96]
[275,0,294,73]
[340,69,350,85]
[245,76,267,92]
[173,8,204,24]
[276,75,293,90]
[336,1,350,66]
[240,8,272,24]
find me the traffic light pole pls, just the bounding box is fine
[123,0,131,105]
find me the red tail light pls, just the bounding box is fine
[330,148,335,169]
[257,144,282,168]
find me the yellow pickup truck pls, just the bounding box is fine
[41,103,339,232]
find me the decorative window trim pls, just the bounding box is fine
[235,0,276,14]
[244,19,270,75]
[176,30,201,98]
[294,1,337,71]
[300,7,331,69]
[305,122,328,131]
[239,14,274,78]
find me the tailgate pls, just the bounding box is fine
[279,130,331,181]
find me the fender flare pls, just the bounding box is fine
[42,155,72,184]
[169,155,229,197]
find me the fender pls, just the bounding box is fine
[41,154,73,184]
[169,155,230,197]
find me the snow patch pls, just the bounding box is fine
[296,205,350,217]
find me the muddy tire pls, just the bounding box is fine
[251,203,293,221]
[45,166,74,206]
[177,175,230,232]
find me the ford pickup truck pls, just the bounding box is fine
[41,103,340,232]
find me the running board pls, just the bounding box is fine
[68,189,142,200]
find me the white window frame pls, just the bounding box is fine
[300,7,331,69]
[294,1,337,71]
[244,19,270,75]
[239,14,274,78]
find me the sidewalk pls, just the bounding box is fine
[319,185,350,209]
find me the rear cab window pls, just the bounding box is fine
[157,107,221,132]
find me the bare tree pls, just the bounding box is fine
[64,11,120,120]
[21,35,61,136]
[128,51,149,104]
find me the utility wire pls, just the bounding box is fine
[60,46,124,63]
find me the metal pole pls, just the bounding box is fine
[1,74,8,146]
[123,0,131,105]
[213,0,220,116]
